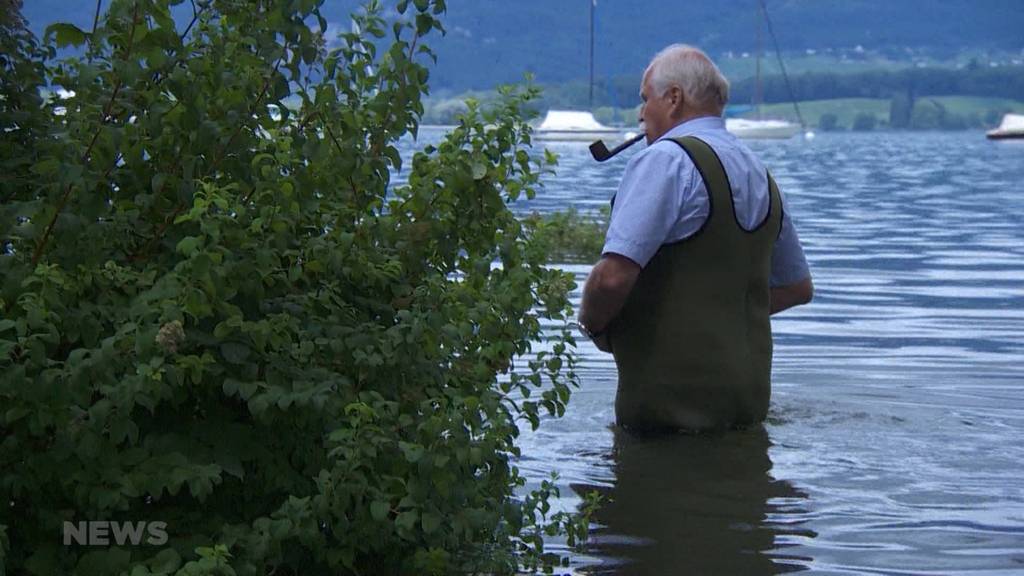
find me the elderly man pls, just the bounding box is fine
[577,44,813,432]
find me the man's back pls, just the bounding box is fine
[609,135,782,431]
[604,117,809,289]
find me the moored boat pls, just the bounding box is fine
[534,110,625,142]
[726,117,802,139]
[726,0,809,141]
[986,113,1024,140]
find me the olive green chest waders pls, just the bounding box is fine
[609,136,783,432]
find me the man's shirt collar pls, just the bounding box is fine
[658,116,726,142]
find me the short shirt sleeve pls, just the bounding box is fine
[602,144,694,268]
[770,191,811,287]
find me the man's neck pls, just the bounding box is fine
[676,109,721,124]
[661,112,723,137]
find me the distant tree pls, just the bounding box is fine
[889,92,914,128]
[818,113,840,131]
[985,108,1010,127]
[940,112,968,130]
[910,99,946,129]
[727,66,1024,106]
[852,112,878,131]
[423,98,469,125]
[593,106,616,126]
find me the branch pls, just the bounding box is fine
[368,33,419,159]
[209,56,283,172]
[146,2,208,88]
[92,0,103,35]
[322,118,345,158]
[183,0,200,42]
[32,2,140,265]
[129,54,286,262]
[239,107,318,207]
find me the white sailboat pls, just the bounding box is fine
[727,0,805,140]
[986,113,1024,140]
[726,117,801,139]
[534,0,629,142]
[534,110,623,142]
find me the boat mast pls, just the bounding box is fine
[757,0,809,131]
[754,0,763,119]
[589,0,595,109]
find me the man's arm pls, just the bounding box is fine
[580,143,684,351]
[770,275,813,315]
[769,185,812,315]
[578,253,642,352]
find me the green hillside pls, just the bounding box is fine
[20,0,1024,92]
[747,96,1024,130]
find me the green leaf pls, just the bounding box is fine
[24,545,62,575]
[248,395,270,416]
[5,407,30,424]
[176,236,200,255]
[213,320,234,339]
[148,548,182,574]
[399,441,424,463]
[45,23,88,48]
[471,162,487,180]
[31,158,60,177]
[396,510,418,533]
[76,548,132,576]
[421,511,441,534]
[152,173,168,195]
[109,419,139,445]
[219,342,251,364]
[370,500,390,521]
[384,146,402,171]
[415,13,433,36]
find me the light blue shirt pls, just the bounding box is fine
[602,116,810,287]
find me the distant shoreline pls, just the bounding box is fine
[419,95,1024,133]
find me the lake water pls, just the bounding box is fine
[409,128,1024,574]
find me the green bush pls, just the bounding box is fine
[422,97,468,125]
[817,112,840,131]
[525,206,609,264]
[0,1,592,574]
[851,112,877,131]
[889,92,913,129]
[910,99,946,129]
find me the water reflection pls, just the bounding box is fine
[574,426,814,575]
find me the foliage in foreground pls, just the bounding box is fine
[0,0,592,574]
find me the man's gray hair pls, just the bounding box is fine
[646,44,730,111]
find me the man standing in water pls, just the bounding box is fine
[577,44,813,432]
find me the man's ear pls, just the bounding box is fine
[670,86,684,111]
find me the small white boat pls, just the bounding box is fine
[726,117,802,139]
[986,113,1024,140]
[534,110,624,142]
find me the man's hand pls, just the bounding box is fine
[578,253,642,350]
